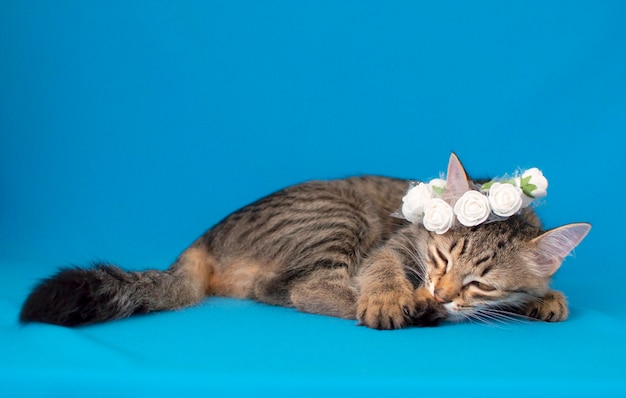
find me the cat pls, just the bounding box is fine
[19,154,591,329]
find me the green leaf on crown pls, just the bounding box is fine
[480,180,496,190]
[520,175,537,197]
[432,186,445,195]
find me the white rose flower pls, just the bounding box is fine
[401,183,434,223]
[488,182,523,217]
[428,178,447,195]
[521,168,548,198]
[454,190,491,227]
[422,198,454,234]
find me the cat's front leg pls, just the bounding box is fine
[522,290,569,322]
[357,247,446,329]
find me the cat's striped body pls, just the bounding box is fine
[20,155,590,329]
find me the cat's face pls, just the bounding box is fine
[404,153,590,323]
[422,217,565,322]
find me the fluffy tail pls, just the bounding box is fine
[20,248,211,326]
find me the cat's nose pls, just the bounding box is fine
[433,290,450,304]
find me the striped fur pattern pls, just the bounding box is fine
[20,175,590,329]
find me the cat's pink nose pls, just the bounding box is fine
[434,291,449,304]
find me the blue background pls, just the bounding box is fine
[1,1,625,396]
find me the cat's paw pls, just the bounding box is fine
[357,283,418,330]
[524,290,568,322]
[409,287,447,327]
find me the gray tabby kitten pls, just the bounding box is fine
[20,154,590,329]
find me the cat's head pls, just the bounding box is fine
[420,154,591,321]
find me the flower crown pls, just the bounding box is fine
[394,154,548,234]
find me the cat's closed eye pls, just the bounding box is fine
[468,281,496,292]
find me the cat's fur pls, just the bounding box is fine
[19,154,591,329]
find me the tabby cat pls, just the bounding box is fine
[20,154,590,329]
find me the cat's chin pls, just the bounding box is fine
[442,302,472,323]
[444,312,467,323]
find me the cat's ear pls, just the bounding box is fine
[443,152,471,202]
[528,223,592,277]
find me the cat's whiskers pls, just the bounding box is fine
[483,308,529,324]
[468,310,511,329]
[395,240,427,282]
[403,266,424,283]
[467,306,530,329]
[454,311,475,325]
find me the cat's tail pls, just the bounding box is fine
[19,246,213,327]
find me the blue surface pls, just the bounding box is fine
[1,1,625,396]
